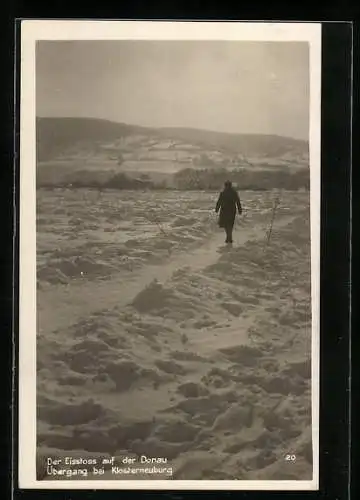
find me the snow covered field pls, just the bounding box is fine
[36,188,312,481]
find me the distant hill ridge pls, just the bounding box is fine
[36,117,308,162]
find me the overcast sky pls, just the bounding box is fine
[36,40,309,140]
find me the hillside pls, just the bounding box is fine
[157,126,307,158]
[36,117,147,162]
[36,117,309,167]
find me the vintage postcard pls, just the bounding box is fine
[18,20,321,490]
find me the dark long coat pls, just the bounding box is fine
[215,187,242,228]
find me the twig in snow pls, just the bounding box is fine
[264,196,281,250]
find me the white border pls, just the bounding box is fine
[19,20,321,490]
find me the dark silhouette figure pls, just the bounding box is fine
[215,181,242,244]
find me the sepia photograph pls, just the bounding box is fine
[19,21,321,490]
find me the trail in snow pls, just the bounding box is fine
[38,214,295,335]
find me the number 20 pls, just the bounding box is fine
[285,454,296,462]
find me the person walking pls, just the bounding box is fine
[215,180,242,244]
